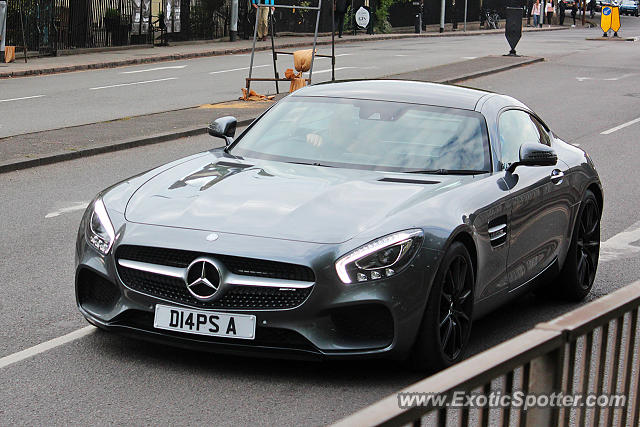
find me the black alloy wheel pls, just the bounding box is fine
[556,189,601,301]
[575,196,600,292]
[408,242,474,372]
[439,255,473,360]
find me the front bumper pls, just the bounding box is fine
[76,221,442,360]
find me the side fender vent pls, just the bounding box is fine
[488,215,508,247]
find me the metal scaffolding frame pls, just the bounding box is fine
[245,0,335,95]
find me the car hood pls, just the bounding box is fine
[124,153,461,244]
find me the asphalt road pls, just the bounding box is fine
[3,19,640,425]
[1,17,640,138]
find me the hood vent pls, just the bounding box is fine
[216,161,254,169]
[378,177,440,185]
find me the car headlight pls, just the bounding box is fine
[85,198,115,256]
[335,229,423,284]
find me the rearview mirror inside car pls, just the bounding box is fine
[208,116,237,146]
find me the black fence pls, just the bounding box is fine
[5,0,149,54]
[4,0,489,56]
[171,0,228,41]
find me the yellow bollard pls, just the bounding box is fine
[611,6,621,36]
[601,5,612,36]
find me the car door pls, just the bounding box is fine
[498,109,572,291]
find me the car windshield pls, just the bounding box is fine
[229,96,491,173]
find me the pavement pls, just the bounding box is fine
[0,54,541,173]
[0,25,564,79]
[3,17,640,425]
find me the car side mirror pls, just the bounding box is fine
[208,116,237,146]
[506,143,558,173]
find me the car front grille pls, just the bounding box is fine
[115,245,315,310]
[116,245,315,282]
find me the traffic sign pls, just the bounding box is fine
[601,6,612,34]
[355,7,370,29]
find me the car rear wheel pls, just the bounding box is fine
[407,242,474,372]
[556,189,600,301]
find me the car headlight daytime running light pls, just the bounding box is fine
[86,198,115,255]
[335,229,423,284]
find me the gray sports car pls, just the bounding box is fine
[76,81,602,371]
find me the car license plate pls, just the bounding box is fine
[153,305,256,340]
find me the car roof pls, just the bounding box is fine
[290,80,490,111]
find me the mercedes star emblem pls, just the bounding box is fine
[185,258,221,301]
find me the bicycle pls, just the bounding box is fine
[481,9,501,29]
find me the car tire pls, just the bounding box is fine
[555,189,601,301]
[407,242,474,372]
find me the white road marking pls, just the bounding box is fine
[89,77,178,90]
[45,202,89,218]
[600,220,640,263]
[121,65,187,74]
[600,117,640,135]
[312,66,361,74]
[0,326,95,369]
[463,56,478,59]
[603,73,635,81]
[577,74,635,82]
[209,64,269,74]
[0,95,45,103]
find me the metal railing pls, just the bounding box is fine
[333,281,640,427]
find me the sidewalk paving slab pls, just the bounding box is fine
[0,26,563,79]
[0,54,542,174]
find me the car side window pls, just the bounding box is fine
[498,110,549,168]
[531,117,551,146]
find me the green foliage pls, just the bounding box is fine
[294,0,312,24]
[104,8,121,20]
[375,0,394,33]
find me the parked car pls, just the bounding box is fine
[620,0,639,15]
[76,81,602,371]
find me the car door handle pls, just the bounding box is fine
[550,169,564,185]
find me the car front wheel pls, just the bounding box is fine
[407,242,474,372]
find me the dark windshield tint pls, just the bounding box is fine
[230,97,491,173]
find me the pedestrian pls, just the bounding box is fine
[559,0,566,24]
[334,0,347,38]
[589,0,596,18]
[251,0,273,41]
[546,0,554,26]
[532,0,542,27]
[571,0,577,24]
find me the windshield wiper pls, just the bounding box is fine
[405,169,488,175]
[286,161,334,168]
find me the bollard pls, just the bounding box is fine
[505,5,523,56]
[230,0,239,41]
[0,0,7,63]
